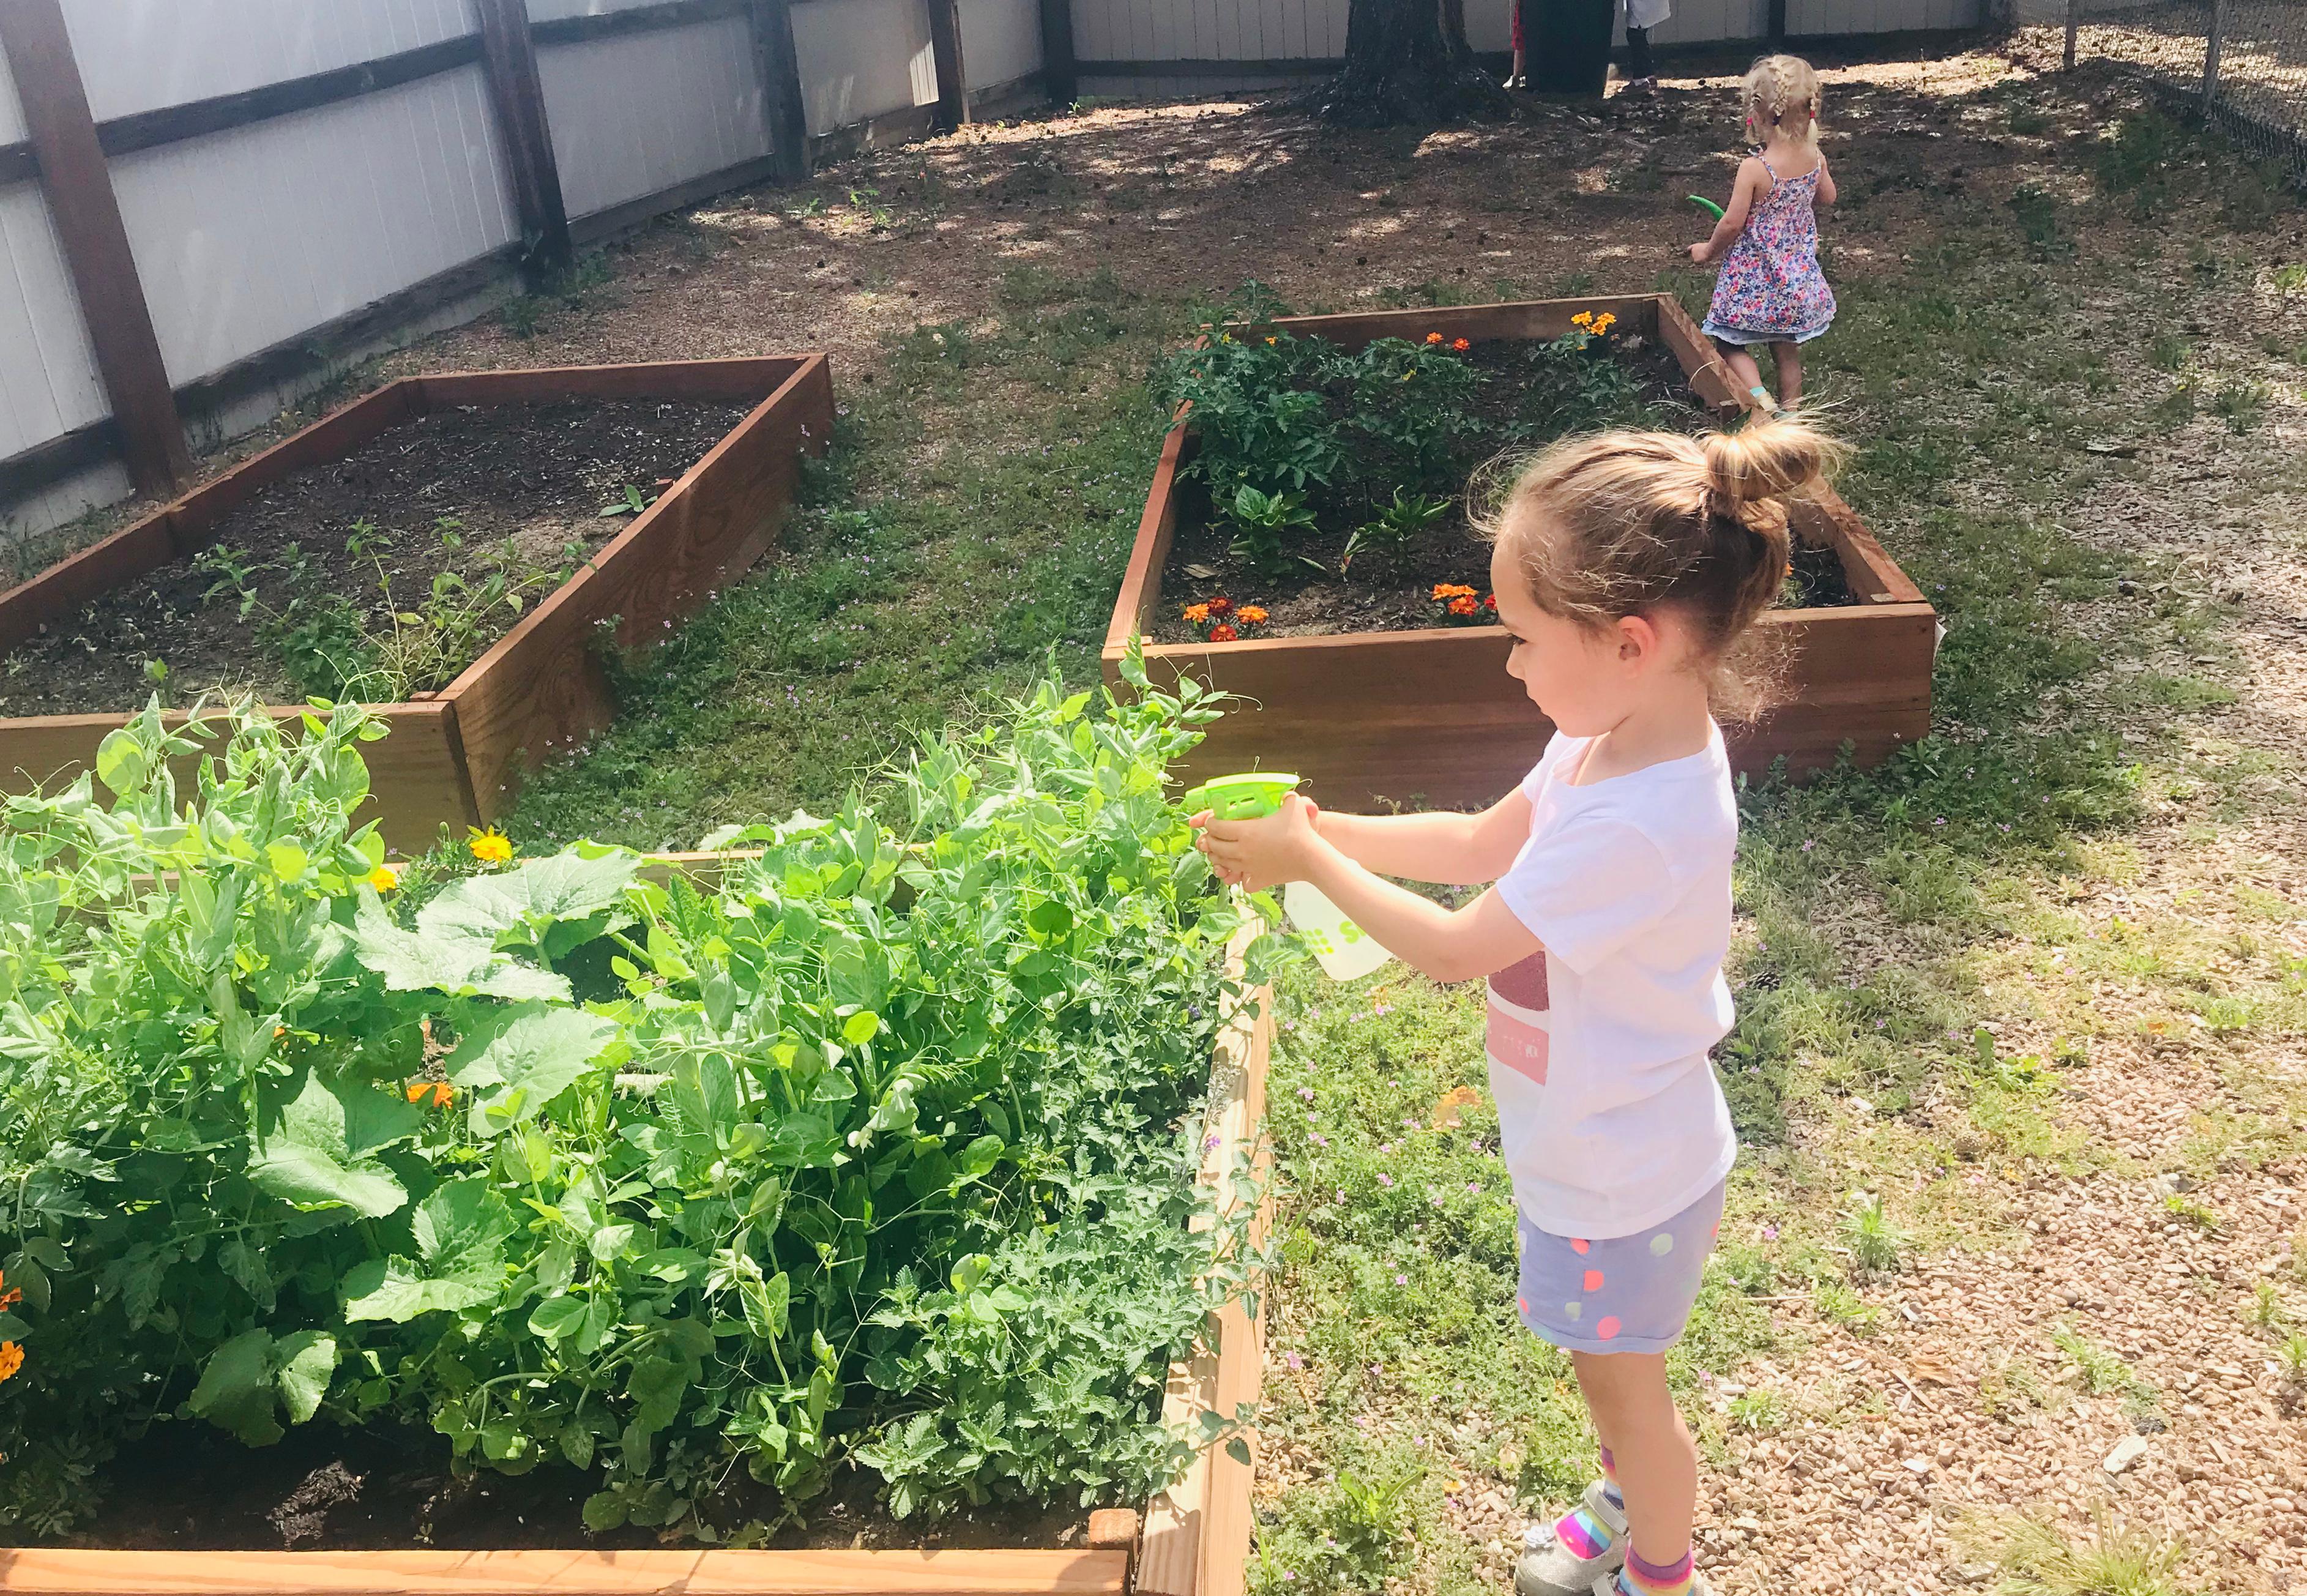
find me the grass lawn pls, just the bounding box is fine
[364,36,2307,1592]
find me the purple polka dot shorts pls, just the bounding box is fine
[1515,1179,1727,1355]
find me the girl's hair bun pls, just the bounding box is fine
[1702,418,1839,508]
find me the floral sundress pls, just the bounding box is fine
[1702,154,1835,347]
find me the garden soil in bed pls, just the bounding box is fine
[1147,335,1857,643]
[0,398,752,718]
[57,1422,1086,1551]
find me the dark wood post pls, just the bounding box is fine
[2063,0,2079,67]
[1038,0,1076,107]
[748,0,810,182]
[472,0,572,278]
[0,0,192,497]
[1767,0,1787,43]
[2201,0,2225,102]
[925,0,969,132]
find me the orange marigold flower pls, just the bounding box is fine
[0,1343,22,1383]
[0,1288,18,1313]
[1207,596,1234,617]
[1182,603,1211,624]
[1451,338,1471,352]
[1431,583,1477,601]
[467,826,513,865]
[406,1080,454,1109]
[1447,595,1480,617]
[1425,332,1445,345]
[1207,623,1239,643]
[1237,605,1269,625]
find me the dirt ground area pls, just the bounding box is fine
[29,28,2307,1595]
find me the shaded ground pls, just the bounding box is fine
[15,32,2307,1594]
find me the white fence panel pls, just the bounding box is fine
[110,64,515,387]
[792,0,937,136]
[958,0,1044,89]
[57,0,480,122]
[0,184,110,459]
[539,18,770,218]
[0,58,24,144]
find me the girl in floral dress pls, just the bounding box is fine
[1688,55,1836,415]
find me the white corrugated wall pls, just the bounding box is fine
[535,16,772,219]
[791,0,939,136]
[959,0,1046,91]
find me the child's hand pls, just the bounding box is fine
[1688,241,1713,264]
[1192,794,1321,892]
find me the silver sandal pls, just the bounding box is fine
[1514,1480,1628,1596]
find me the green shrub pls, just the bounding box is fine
[0,666,1280,1537]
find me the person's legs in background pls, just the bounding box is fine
[1625,24,1655,87]
[1506,0,1529,89]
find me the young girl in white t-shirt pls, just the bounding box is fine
[1194,417,1844,1596]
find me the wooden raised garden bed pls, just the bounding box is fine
[0,358,833,854]
[0,861,1273,1596]
[1103,295,1936,811]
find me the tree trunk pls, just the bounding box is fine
[1314,0,1517,126]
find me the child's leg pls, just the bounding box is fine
[1772,341,1804,409]
[1572,1351,1699,1593]
[1714,341,1771,408]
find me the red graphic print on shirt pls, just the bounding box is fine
[1486,952,1550,1085]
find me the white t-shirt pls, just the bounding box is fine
[1485,726,1739,1239]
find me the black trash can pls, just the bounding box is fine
[1524,0,1614,96]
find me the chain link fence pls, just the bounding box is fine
[2032,0,2307,180]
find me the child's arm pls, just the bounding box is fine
[1198,797,1541,983]
[1688,157,1765,263]
[1814,157,1836,207]
[1309,789,1533,887]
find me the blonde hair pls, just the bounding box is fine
[1742,54,1822,148]
[1477,419,1847,716]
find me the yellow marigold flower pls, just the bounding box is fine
[0,1343,22,1383]
[1401,370,1416,381]
[362,864,398,893]
[1265,337,1278,346]
[1594,313,1617,334]
[1571,311,1593,327]
[467,827,514,865]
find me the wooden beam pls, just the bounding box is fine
[98,35,483,158]
[748,0,811,183]
[0,1549,1131,1596]
[1038,0,1078,105]
[926,0,970,132]
[0,0,192,498]
[472,0,572,280]
[530,0,749,47]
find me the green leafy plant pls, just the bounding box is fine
[0,664,1284,1537]
[1342,490,1452,572]
[1841,1191,1906,1276]
[1226,485,1323,576]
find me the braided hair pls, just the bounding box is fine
[1742,54,1823,150]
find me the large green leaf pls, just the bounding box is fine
[188,1328,339,1444]
[247,1070,412,1218]
[418,851,639,947]
[449,1004,620,1138]
[351,897,570,1001]
[412,1176,516,1268]
[340,1256,501,1322]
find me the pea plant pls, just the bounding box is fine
[0,660,1286,1540]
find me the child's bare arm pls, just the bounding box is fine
[1294,859,1542,984]
[1313,789,1532,886]
[1815,157,1836,206]
[1690,158,1764,263]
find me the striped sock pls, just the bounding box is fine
[1598,1445,1624,1510]
[1618,1547,1695,1596]
[1550,1503,1616,1562]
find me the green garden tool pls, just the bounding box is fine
[1688,194,1726,221]
[1180,771,1302,820]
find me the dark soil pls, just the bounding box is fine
[58,1421,1087,1551]
[0,399,750,717]
[1149,336,1859,642]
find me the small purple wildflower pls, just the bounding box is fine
[1377,1172,1394,1188]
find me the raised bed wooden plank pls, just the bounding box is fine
[1654,294,1742,416]
[1104,420,1189,655]
[0,511,175,657]
[0,1549,1129,1596]
[1140,925,1275,1596]
[414,359,805,409]
[1267,294,1664,355]
[0,701,473,843]
[444,354,832,820]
